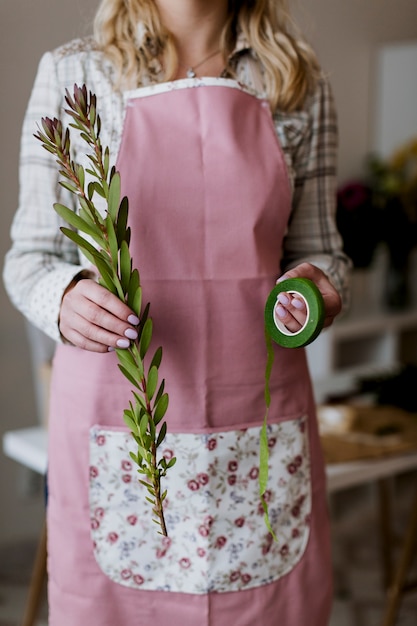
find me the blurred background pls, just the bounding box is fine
[1,1,417,625]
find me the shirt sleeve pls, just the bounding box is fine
[279,76,351,307]
[3,51,85,342]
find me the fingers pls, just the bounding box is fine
[277,263,342,329]
[59,279,140,352]
[274,291,307,333]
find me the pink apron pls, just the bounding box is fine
[47,79,332,625]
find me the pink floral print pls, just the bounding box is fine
[89,416,311,594]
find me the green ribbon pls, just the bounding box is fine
[260,277,325,540]
[259,328,278,542]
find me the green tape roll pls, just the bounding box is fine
[264,277,325,348]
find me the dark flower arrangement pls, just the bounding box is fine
[337,138,417,308]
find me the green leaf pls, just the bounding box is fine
[86,167,98,179]
[139,413,149,437]
[131,347,144,379]
[154,393,169,425]
[88,181,106,199]
[108,172,121,221]
[141,432,152,450]
[78,205,95,227]
[148,418,155,441]
[101,179,109,198]
[150,346,163,371]
[103,146,110,179]
[39,143,56,155]
[54,203,99,241]
[80,132,92,145]
[128,273,141,314]
[105,212,119,268]
[131,432,142,446]
[59,180,78,195]
[134,403,146,423]
[146,365,158,401]
[139,318,153,359]
[135,444,149,461]
[60,232,94,268]
[94,256,118,294]
[116,346,137,368]
[156,421,167,448]
[132,392,147,412]
[116,349,140,383]
[123,411,138,435]
[154,379,165,404]
[77,164,85,190]
[89,102,96,127]
[77,209,105,247]
[138,303,150,339]
[60,227,101,262]
[120,240,132,294]
[78,196,103,225]
[118,364,140,389]
[129,451,139,465]
[116,196,129,245]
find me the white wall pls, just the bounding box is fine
[296,0,417,180]
[1,0,417,544]
[373,41,417,158]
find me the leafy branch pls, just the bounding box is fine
[35,84,175,536]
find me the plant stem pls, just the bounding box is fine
[35,85,174,537]
[151,443,168,536]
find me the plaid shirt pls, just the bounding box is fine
[3,36,350,342]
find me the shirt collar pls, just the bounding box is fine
[135,22,252,66]
[231,29,251,56]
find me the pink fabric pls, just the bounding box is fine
[47,82,332,625]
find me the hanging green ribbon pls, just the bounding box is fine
[259,328,278,542]
[260,277,325,540]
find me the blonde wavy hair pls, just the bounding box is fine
[94,0,320,112]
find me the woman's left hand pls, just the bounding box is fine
[274,262,342,334]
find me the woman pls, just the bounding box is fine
[4,0,350,624]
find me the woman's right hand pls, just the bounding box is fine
[59,278,140,353]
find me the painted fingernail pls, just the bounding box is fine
[276,275,289,283]
[128,314,140,325]
[276,305,287,319]
[292,298,305,310]
[277,293,289,306]
[107,346,115,352]
[116,338,130,349]
[124,328,138,340]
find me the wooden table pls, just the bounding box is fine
[326,448,417,625]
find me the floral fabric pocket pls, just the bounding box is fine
[89,416,311,594]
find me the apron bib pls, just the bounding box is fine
[47,79,332,625]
